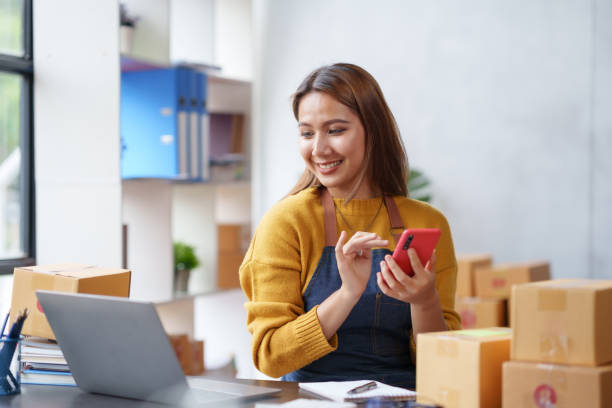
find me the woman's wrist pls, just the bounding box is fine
[337,285,362,306]
[410,289,441,313]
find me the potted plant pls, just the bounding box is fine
[408,168,432,202]
[119,3,139,54]
[173,241,200,293]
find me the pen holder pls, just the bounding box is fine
[0,336,21,396]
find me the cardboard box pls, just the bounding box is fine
[190,340,204,375]
[456,254,493,297]
[168,335,205,375]
[169,334,191,374]
[217,224,250,252]
[502,361,612,408]
[10,264,131,340]
[217,224,250,289]
[511,279,612,366]
[217,252,245,289]
[417,327,511,408]
[456,297,506,329]
[475,261,550,299]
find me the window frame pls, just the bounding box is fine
[0,0,35,274]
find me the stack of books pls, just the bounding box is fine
[20,336,76,387]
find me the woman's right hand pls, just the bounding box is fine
[335,231,388,301]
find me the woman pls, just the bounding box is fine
[239,63,460,389]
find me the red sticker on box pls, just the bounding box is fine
[492,278,507,288]
[460,309,476,328]
[36,300,44,314]
[534,384,556,407]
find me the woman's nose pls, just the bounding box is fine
[312,134,330,155]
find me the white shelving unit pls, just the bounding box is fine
[120,0,253,303]
[120,0,258,379]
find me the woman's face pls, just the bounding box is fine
[297,91,371,198]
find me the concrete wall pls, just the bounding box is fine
[253,0,612,279]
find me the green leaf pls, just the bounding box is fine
[407,168,432,203]
[173,241,200,271]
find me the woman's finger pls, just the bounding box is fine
[343,238,388,255]
[425,249,437,274]
[380,260,400,290]
[384,255,417,290]
[408,248,426,278]
[344,232,384,248]
[335,231,348,260]
[377,272,392,295]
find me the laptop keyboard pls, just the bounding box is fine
[190,387,238,403]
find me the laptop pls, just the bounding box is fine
[35,290,280,406]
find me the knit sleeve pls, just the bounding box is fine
[434,213,462,331]
[239,202,337,378]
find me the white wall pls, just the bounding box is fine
[194,289,253,377]
[123,180,173,302]
[34,0,122,267]
[123,0,170,64]
[215,0,253,80]
[592,0,612,279]
[170,0,215,65]
[172,184,217,293]
[253,0,612,279]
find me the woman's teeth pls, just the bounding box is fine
[319,160,342,169]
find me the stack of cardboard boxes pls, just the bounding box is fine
[503,279,612,407]
[455,254,550,329]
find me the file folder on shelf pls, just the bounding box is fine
[120,67,196,180]
[177,67,191,180]
[187,69,199,180]
[197,71,210,181]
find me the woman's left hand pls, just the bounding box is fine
[376,248,439,308]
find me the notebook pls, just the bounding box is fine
[299,380,416,403]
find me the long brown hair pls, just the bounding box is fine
[287,63,409,198]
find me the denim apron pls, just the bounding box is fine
[283,188,416,389]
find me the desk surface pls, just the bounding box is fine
[2,376,315,407]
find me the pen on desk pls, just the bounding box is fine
[347,381,377,394]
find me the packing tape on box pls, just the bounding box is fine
[27,270,53,291]
[435,338,459,358]
[538,289,567,311]
[438,387,460,407]
[27,269,79,292]
[535,363,568,391]
[540,334,569,362]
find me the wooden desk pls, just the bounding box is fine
[1,377,313,407]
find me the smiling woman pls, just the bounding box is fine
[239,63,460,389]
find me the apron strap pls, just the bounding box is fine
[320,188,338,247]
[320,188,405,246]
[384,196,404,244]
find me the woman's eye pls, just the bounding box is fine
[329,128,345,135]
[300,131,314,138]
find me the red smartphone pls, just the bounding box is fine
[391,228,441,276]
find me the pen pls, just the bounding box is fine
[347,381,377,394]
[0,312,8,338]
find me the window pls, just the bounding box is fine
[0,0,34,274]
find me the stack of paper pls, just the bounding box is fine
[20,336,76,387]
